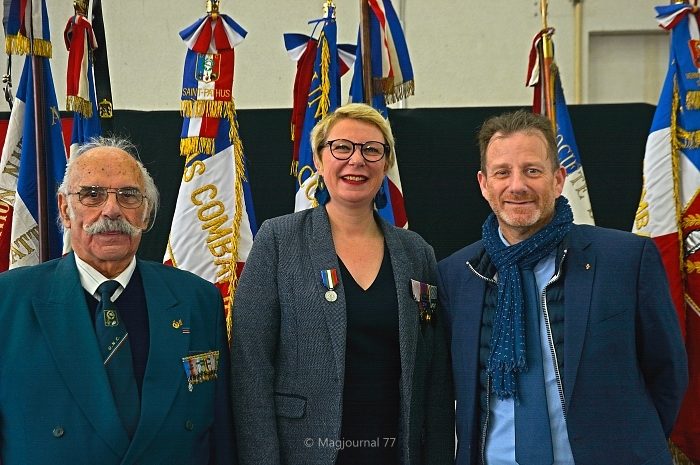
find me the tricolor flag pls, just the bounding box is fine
[633,5,700,463]
[526,27,594,225]
[64,4,101,156]
[349,0,410,228]
[164,9,257,343]
[283,3,355,211]
[0,0,68,271]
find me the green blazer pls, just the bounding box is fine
[0,253,235,465]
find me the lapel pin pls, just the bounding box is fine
[585,263,591,270]
[172,319,183,329]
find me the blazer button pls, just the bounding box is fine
[52,426,64,438]
[185,420,194,431]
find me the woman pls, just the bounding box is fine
[231,103,453,465]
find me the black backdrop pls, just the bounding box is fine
[7,104,656,262]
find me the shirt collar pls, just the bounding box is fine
[74,253,137,300]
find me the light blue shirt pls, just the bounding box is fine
[484,232,575,465]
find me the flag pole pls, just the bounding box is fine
[539,0,556,132]
[30,3,49,261]
[573,0,582,104]
[360,0,373,102]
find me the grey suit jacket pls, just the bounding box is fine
[231,206,454,465]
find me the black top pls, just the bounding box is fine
[335,247,401,465]
[84,266,150,393]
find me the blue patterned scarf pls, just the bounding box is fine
[482,196,573,400]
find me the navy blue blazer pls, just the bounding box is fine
[437,225,688,465]
[0,253,235,465]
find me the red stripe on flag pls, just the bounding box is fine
[388,181,407,228]
[671,309,700,462]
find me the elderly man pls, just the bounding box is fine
[437,110,688,465]
[0,137,235,464]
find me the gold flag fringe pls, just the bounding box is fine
[686,91,700,111]
[180,137,216,157]
[181,100,235,119]
[672,80,686,292]
[225,98,246,345]
[373,77,415,105]
[677,127,700,149]
[66,96,93,118]
[5,35,52,58]
[669,441,695,465]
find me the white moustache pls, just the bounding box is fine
[83,217,142,237]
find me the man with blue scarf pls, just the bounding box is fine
[437,110,688,465]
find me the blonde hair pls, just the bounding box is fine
[310,103,396,169]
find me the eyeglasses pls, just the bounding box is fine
[67,186,145,209]
[324,139,388,163]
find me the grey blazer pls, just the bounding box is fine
[231,206,454,465]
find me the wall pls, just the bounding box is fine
[0,0,667,111]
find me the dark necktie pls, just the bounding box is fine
[515,265,554,465]
[95,280,140,437]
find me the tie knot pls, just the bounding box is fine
[98,280,120,303]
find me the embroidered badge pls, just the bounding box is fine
[182,350,219,392]
[410,279,437,324]
[195,53,220,83]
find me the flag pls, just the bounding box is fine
[349,0,410,228]
[0,0,68,271]
[283,3,355,211]
[164,8,257,343]
[633,4,700,463]
[64,3,101,156]
[526,28,594,225]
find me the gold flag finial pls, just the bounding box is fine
[540,0,549,29]
[73,0,88,15]
[323,0,336,19]
[207,0,220,19]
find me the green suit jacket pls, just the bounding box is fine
[0,253,235,464]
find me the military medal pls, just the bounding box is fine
[321,269,339,302]
[411,279,438,324]
[182,350,220,392]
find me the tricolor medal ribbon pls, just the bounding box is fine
[182,350,220,392]
[410,279,438,324]
[321,268,339,302]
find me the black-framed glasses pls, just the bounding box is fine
[68,186,145,209]
[325,139,388,163]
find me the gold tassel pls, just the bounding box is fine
[66,96,93,118]
[669,441,695,465]
[180,137,216,157]
[290,160,299,177]
[314,32,331,119]
[685,91,700,110]
[4,35,51,58]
